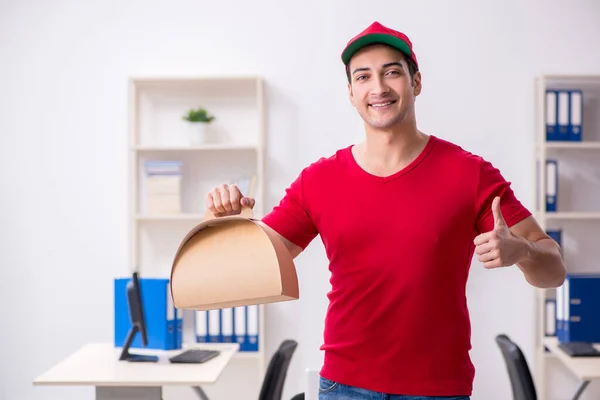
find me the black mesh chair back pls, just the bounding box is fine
[258,339,298,400]
[495,334,537,400]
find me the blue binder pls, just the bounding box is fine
[175,307,183,349]
[557,90,570,140]
[195,310,208,343]
[208,309,220,343]
[545,90,559,141]
[221,308,234,343]
[568,90,583,141]
[234,306,246,349]
[545,298,556,337]
[556,283,564,341]
[559,274,600,343]
[114,277,179,350]
[546,160,558,212]
[245,305,259,351]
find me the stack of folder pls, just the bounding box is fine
[550,274,600,343]
[546,89,583,142]
[195,306,259,352]
[144,161,183,214]
[544,89,583,213]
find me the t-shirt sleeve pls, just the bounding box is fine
[475,158,532,234]
[261,169,319,250]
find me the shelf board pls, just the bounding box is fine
[133,144,258,152]
[544,141,600,149]
[543,212,600,220]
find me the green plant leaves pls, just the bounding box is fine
[182,107,215,122]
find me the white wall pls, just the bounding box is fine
[1,0,600,399]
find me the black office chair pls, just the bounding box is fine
[258,339,298,400]
[495,334,537,400]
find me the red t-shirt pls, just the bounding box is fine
[261,135,531,396]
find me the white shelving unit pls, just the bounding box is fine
[126,76,268,396]
[533,75,600,399]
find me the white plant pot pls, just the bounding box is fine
[189,122,209,145]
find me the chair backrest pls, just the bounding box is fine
[495,334,537,400]
[258,339,298,400]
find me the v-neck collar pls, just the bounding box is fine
[345,135,436,183]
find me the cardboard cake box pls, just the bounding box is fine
[170,207,299,311]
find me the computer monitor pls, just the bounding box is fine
[119,271,159,362]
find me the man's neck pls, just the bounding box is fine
[353,124,429,177]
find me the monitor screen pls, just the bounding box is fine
[119,271,158,362]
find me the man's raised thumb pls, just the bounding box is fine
[492,196,506,228]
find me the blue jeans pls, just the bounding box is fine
[319,377,470,400]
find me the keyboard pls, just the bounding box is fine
[558,341,600,357]
[169,349,221,364]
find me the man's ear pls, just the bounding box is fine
[412,71,422,97]
[348,82,355,106]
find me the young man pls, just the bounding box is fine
[205,21,565,400]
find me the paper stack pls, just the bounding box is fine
[144,161,183,214]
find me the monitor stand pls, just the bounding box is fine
[119,326,159,362]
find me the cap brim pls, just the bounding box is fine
[342,33,412,65]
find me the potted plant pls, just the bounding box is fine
[182,107,215,144]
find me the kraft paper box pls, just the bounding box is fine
[170,207,299,311]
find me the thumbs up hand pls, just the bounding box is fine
[474,196,526,269]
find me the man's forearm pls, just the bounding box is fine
[516,237,566,288]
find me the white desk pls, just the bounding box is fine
[33,342,239,400]
[543,337,600,400]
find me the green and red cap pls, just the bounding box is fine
[341,21,419,69]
